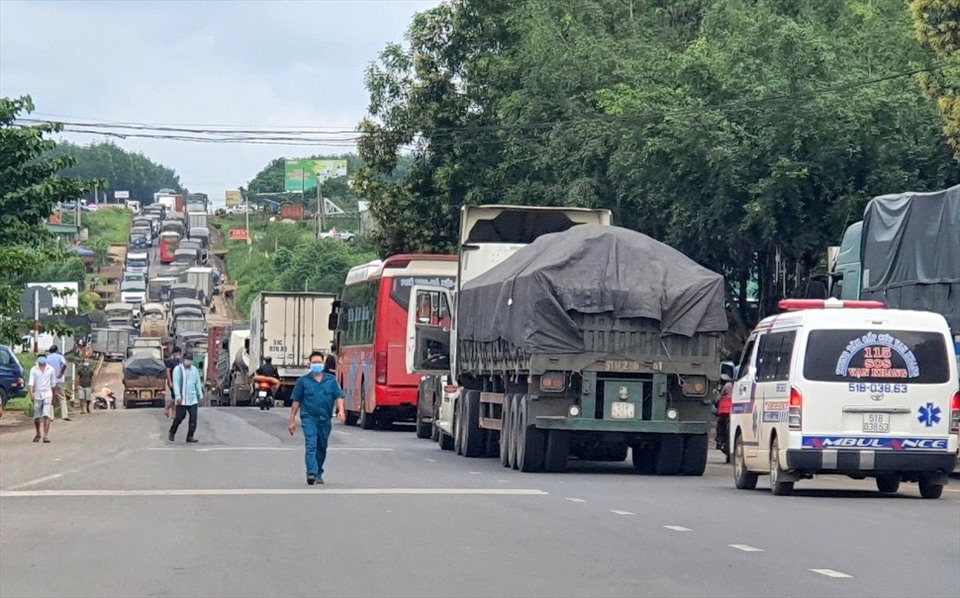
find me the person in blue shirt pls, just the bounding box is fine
[288,350,345,485]
[169,352,204,443]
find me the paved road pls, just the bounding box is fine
[1,408,958,598]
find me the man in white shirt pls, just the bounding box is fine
[29,355,58,443]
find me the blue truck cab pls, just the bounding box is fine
[0,344,27,403]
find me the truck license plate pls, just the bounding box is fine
[862,413,890,433]
[258,391,267,397]
[611,402,635,419]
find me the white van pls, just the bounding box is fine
[730,298,959,499]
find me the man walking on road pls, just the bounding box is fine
[75,359,95,414]
[45,345,70,421]
[169,352,203,443]
[164,347,181,419]
[29,355,57,443]
[288,351,345,485]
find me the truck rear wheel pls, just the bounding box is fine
[439,430,455,451]
[345,412,359,426]
[680,434,708,476]
[516,396,545,472]
[655,436,683,475]
[500,394,514,467]
[507,395,519,469]
[416,418,432,439]
[462,390,485,458]
[543,430,569,473]
[631,447,655,474]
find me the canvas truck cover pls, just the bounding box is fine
[860,185,960,330]
[123,351,166,379]
[458,225,728,354]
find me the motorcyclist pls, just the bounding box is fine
[714,375,733,462]
[256,357,279,379]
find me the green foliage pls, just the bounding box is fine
[47,141,184,203]
[0,96,92,246]
[83,208,133,245]
[911,0,960,160]
[359,0,960,326]
[216,216,377,315]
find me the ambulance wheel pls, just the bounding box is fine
[876,474,900,494]
[918,477,943,499]
[769,437,794,496]
[733,433,758,490]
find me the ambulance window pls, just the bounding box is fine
[735,337,758,381]
[756,330,797,382]
[803,329,950,384]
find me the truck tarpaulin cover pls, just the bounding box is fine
[458,225,728,353]
[860,185,960,330]
[123,352,166,379]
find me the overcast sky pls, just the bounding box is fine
[0,0,438,203]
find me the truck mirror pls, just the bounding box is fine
[244,338,249,352]
[327,312,339,331]
[804,278,827,299]
[720,361,735,382]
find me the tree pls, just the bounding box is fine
[911,0,960,159]
[358,0,960,329]
[0,96,92,343]
[0,96,92,246]
[47,141,184,204]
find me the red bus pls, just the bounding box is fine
[335,254,457,429]
[159,232,179,264]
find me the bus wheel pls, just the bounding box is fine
[359,400,376,430]
[344,412,359,426]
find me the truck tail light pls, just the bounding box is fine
[788,387,803,430]
[950,391,960,433]
[539,372,565,392]
[376,351,387,385]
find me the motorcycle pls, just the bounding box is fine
[94,391,116,410]
[256,380,274,410]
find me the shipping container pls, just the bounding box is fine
[281,204,305,220]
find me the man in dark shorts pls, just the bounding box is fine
[164,347,182,418]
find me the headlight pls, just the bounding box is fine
[666,407,679,420]
[568,405,581,417]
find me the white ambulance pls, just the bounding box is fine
[729,299,959,499]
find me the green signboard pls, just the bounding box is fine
[284,159,348,192]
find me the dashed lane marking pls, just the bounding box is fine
[663,525,693,532]
[0,488,550,498]
[469,471,481,475]
[565,498,586,503]
[425,458,437,462]
[729,544,764,552]
[810,569,852,579]
[610,510,634,516]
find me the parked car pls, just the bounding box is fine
[0,344,27,406]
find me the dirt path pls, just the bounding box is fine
[208,222,244,324]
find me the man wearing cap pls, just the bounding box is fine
[168,352,204,443]
[29,355,58,443]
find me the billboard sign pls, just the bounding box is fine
[225,189,242,206]
[114,190,130,200]
[229,229,249,241]
[284,159,348,192]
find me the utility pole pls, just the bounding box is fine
[244,189,251,246]
[316,180,322,238]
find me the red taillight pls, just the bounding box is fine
[788,387,802,430]
[375,351,387,385]
[258,381,271,390]
[950,391,960,433]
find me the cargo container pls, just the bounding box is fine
[281,204,305,220]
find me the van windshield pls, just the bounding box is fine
[803,329,950,384]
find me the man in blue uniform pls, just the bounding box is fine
[288,350,345,485]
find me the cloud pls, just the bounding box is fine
[0,0,439,201]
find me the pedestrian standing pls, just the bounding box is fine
[164,347,182,419]
[45,345,70,421]
[168,352,203,443]
[288,351,346,485]
[29,355,57,443]
[75,359,96,414]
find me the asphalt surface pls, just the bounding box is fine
[1,407,958,598]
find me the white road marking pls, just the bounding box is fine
[810,569,852,579]
[333,431,351,436]
[565,497,586,503]
[729,544,764,552]
[610,510,634,516]
[0,488,550,498]
[425,458,437,463]
[469,471,481,475]
[146,447,392,452]
[663,525,692,532]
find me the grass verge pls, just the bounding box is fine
[84,207,133,245]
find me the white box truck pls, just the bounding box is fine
[248,292,338,406]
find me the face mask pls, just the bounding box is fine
[182,360,192,368]
[310,363,324,374]
[82,362,89,367]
